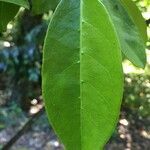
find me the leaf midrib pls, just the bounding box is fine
[79,0,82,149]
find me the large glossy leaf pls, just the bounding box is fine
[102,0,146,68]
[0,2,19,32]
[0,0,29,8]
[42,0,123,149]
[31,0,60,14]
[121,0,147,43]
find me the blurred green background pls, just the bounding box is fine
[0,0,150,150]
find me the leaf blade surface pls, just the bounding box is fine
[0,2,19,32]
[0,0,29,8]
[102,0,146,68]
[31,0,60,14]
[121,0,147,43]
[42,0,123,149]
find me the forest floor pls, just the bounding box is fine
[0,101,149,150]
[0,58,150,150]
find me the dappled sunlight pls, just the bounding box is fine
[119,119,129,126]
[123,60,145,74]
[141,130,150,139]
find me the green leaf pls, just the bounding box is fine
[31,0,60,15]
[42,0,123,149]
[102,0,146,68]
[121,0,147,43]
[0,0,29,9]
[0,0,29,32]
[0,2,19,32]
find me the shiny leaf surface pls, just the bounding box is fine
[42,0,123,149]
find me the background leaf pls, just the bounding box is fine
[31,0,60,15]
[102,0,146,68]
[121,0,147,43]
[42,0,123,149]
[0,0,29,9]
[0,2,19,32]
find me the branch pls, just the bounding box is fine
[2,108,44,150]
